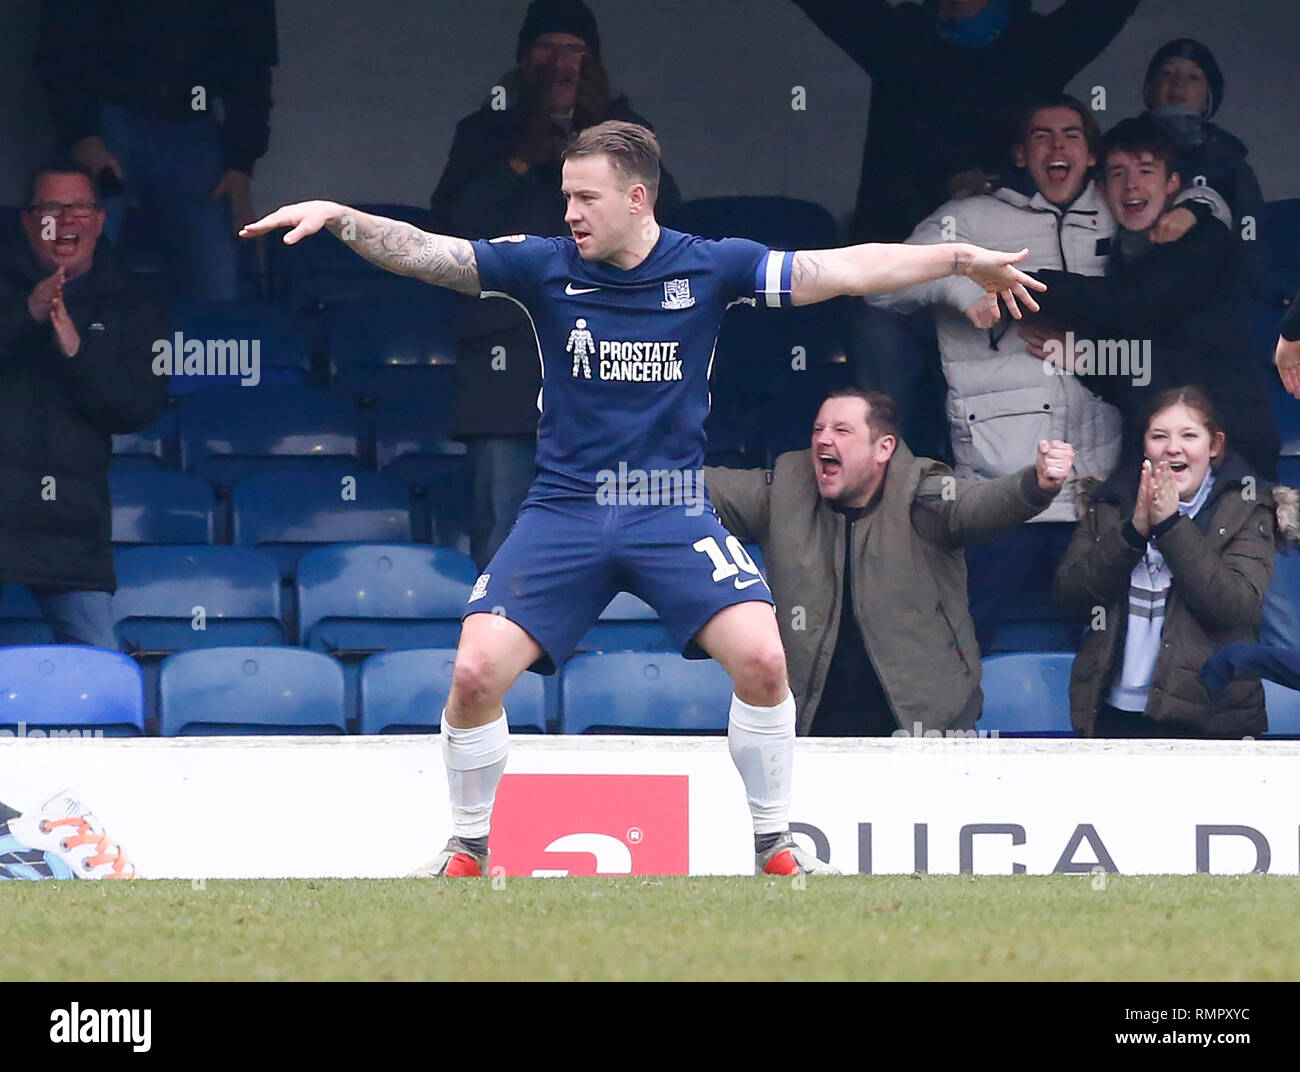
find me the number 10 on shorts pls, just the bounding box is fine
[692,534,761,583]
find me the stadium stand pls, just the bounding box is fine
[230,470,415,577]
[324,292,464,375]
[977,653,1075,737]
[158,647,347,736]
[560,651,734,734]
[112,407,176,468]
[177,386,362,490]
[373,396,472,548]
[297,543,474,651]
[671,196,838,249]
[574,592,673,652]
[114,545,286,727]
[360,647,547,734]
[165,299,315,394]
[114,546,285,651]
[0,588,53,646]
[109,467,216,544]
[0,646,146,737]
[985,588,1079,655]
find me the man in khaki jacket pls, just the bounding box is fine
[704,387,1075,736]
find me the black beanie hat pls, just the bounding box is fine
[1144,38,1224,118]
[516,0,601,61]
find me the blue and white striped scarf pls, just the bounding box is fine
[1107,468,1216,712]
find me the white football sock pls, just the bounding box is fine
[440,709,509,841]
[727,691,795,836]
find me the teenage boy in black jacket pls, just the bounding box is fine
[1021,117,1279,480]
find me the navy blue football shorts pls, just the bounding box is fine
[462,490,773,673]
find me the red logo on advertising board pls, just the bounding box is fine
[490,774,689,876]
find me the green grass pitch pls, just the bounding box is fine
[4,875,1298,981]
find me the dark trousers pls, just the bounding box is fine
[965,522,1076,654]
[468,436,537,571]
[4,587,118,649]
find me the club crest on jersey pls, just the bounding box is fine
[662,278,695,310]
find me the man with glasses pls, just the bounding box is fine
[430,0,681,569]
[0,162,167,648]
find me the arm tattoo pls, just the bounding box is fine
[330,215,480,294]
[791,251,825,291]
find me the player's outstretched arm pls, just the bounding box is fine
[240,200,481,295]
[790,243,1044,317]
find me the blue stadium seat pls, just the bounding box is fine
[0,646,145,736]
[373,394,472,547]
[325,292,465,376]
[575,593,673,652]
[360,648,546,734]
[560,652,734,734]
[231,470,414,576]
[297,543,475,654]
[334,363,457,404]
[168,363,309,396]
[178,386,361,488]
[672,196,839,248]
[373,395,461,470]
[986,583,1080,655]
[113,546,285,653]
[1264,680,1300,739]
[169,299,314,373]
[114,545,286,729]
[158,647,346,736]
[165,300,314,394]
[109,467,215,544]
[978,653,1075,736]
[0,588,53,646]
[1278,456,1300,486]
[112,407,175,467]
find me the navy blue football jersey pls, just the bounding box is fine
[470,228,794,492]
